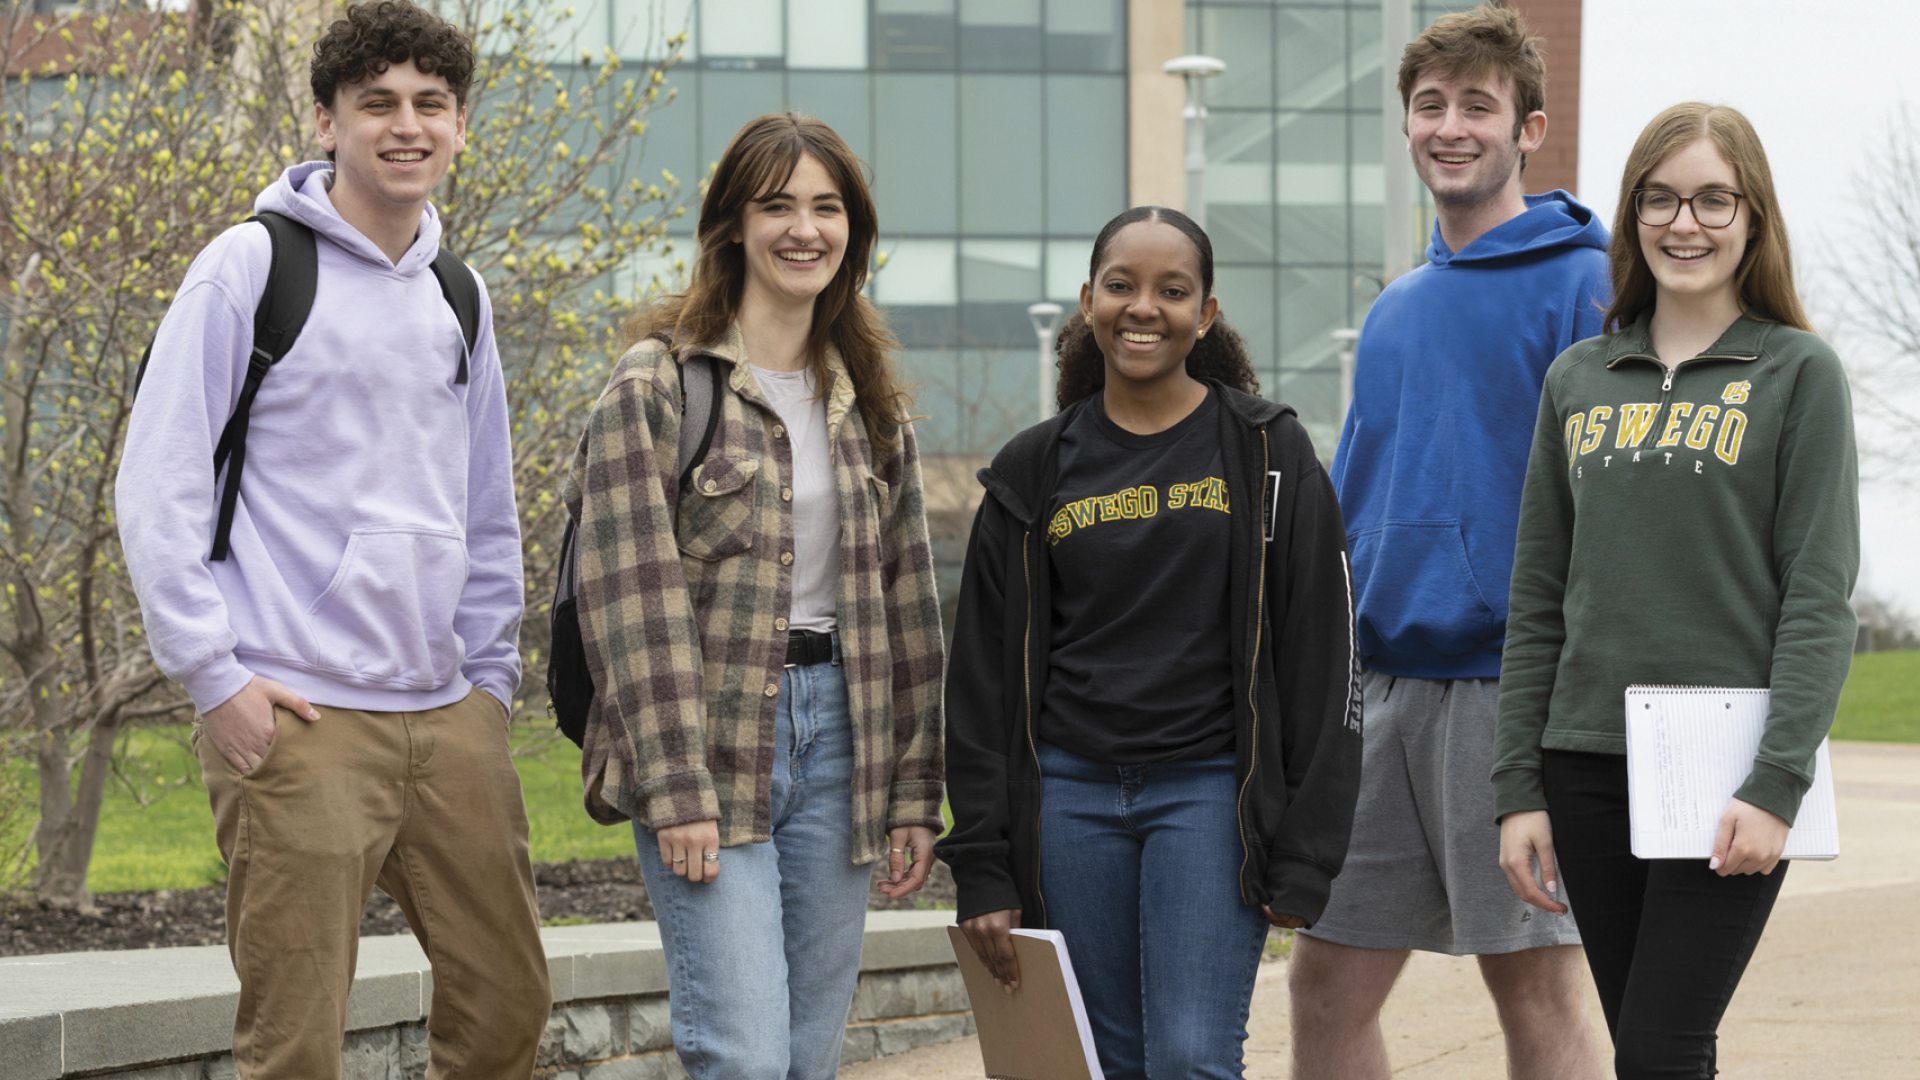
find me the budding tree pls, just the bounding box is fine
[0,0,687,909]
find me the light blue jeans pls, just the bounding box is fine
[1038,740,1271,1079]
[635,648,872,1079]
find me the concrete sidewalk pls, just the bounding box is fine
[843,741,1920,1079]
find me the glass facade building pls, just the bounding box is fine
[558,0,1496,456]
[561,0,1128,457]
[1186,0,1480,450]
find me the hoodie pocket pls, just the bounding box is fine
[677,456,759,561]
[1347,520,1499,659]
[305,526,468,686]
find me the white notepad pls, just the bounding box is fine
[1623,686,1839,860]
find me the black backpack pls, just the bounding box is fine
[547,345,721,747]
[133,211,481,561]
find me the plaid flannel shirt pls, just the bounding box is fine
[564,326,946,863]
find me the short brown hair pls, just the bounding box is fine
[310,1,475,110]
[1397,2,1546,139]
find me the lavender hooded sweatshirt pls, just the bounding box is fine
[117,162,522,715]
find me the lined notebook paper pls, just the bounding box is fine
[1623,686,1839,860]
[946,926,1101,1080]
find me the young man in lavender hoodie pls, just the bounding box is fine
[116,3,548,1074]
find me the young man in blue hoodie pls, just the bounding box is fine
[116,3,549,1075]
[1288,6,1610,1078]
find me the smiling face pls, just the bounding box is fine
[1404,70,1544,212]
[315,59,465,219]
[1637,137,1751,309]
[1080,220,1219,393]
[734,153,848,315]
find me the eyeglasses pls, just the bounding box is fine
[1632,188,1745,229]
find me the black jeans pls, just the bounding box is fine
[1543,750,1787,1079]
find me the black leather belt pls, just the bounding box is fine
[785,629,835,667]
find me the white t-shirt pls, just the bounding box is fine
[750,365,839,632]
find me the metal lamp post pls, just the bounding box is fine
[1162,54,1226,228]
[1027,302,1063,422]
[1333,327,1360,422]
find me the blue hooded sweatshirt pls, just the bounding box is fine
[1331,190,1610,680]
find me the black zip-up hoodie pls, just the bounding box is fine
[936,382,1363,927]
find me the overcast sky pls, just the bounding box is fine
[1577,0,1920,614]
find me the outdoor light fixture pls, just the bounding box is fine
[1027,301,1064,422]
[1162,54,1226,228]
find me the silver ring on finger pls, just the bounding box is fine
[702,851,719,863]
[672,856,687,865]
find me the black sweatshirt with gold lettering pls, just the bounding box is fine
[939,382,1363,928]
[1492,313,1858,826]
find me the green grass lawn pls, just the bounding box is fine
[1832,649,1920,744]
[2,722,635,895]
[6,651,1916,896]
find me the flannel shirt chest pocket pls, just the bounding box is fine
[677,455,760,561]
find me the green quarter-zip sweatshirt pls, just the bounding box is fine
[1492,314,1858,826]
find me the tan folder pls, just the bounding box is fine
[946,925,1101,1080]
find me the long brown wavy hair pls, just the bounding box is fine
[1604,102,1811,333]
[1055,206,1261,409]
[626,113,910,450]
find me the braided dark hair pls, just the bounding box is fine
[1055,206,1260,409]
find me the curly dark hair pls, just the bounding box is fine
[310,1,475,110]
[1055,206,1261,409]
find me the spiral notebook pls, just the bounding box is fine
[946,926,1101,1080]
[1623,685,1839,860]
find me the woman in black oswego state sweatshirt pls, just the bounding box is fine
[935,206,1362,1079]
[1493,104,1859,1077]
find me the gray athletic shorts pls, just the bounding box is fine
[1300,670,1581,955]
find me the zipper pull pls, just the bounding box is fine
[1662,367,1675,392]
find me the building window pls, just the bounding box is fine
[1044,0,1124,73]
[961,0,1042,71]
[787,0,867,69]
[701,0,784,64]
[959,75,1043,235]
[873,73,958,233]
[875,0,956,71]
[1045,76,1126,234]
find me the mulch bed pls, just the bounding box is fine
[0,857,956,957]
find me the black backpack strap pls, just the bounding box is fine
[208,211,317,561]
[134,340,154,396]
[428,247,481,385]
[554,513,579,610]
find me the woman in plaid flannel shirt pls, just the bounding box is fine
[567,113,945,1079]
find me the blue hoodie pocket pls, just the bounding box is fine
[305,526,469,687]
[1347,520,1499,661]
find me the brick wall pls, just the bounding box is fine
[1508,0,1584,198]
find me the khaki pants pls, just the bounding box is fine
[194,688,551,1079]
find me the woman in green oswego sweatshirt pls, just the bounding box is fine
[1490,102,1857,1077]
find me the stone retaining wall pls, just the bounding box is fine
[0,911,971,1079]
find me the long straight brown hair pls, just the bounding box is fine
[628,112,910,450]
[1604,102,1811,334]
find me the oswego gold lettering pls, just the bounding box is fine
[1047,478,1229,545]
[1565,401,1748,471]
